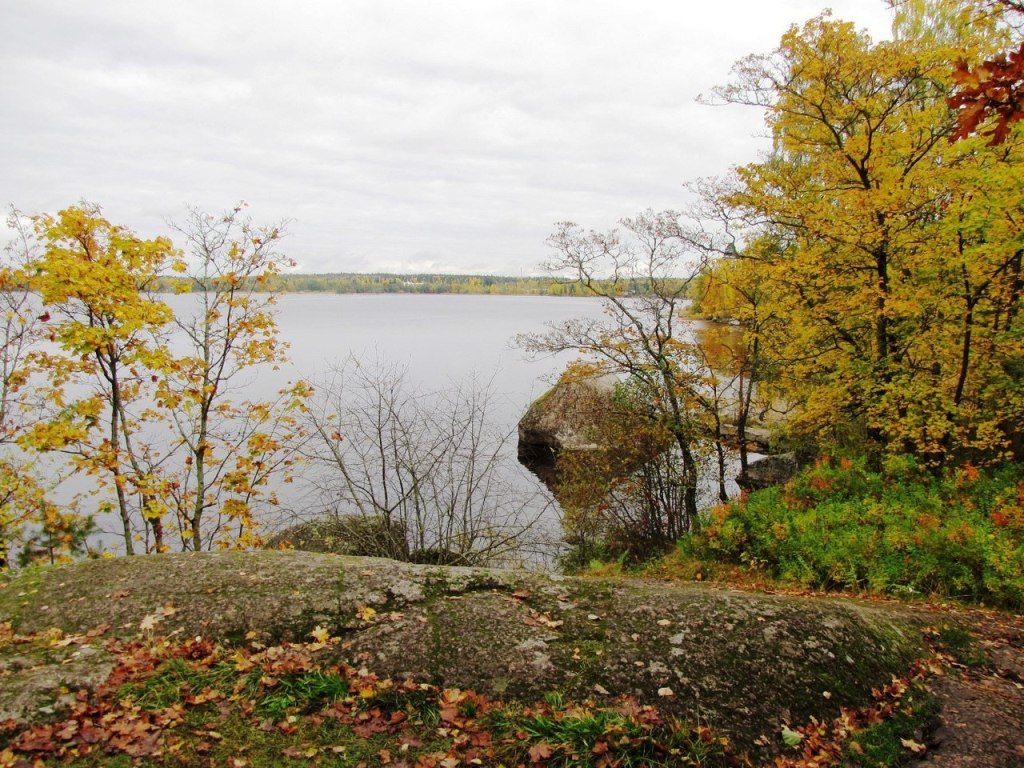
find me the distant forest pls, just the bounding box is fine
[154,272,653,296]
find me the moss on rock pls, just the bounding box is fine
[0,551,926,750]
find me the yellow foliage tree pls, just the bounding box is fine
[712,13,1024,464]
[0,210,89,566]
[160,205,310,551]
[20,203,180,554]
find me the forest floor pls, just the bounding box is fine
[633,554,1024,767]
[0,552,1021,766]
[913,605,1024,768]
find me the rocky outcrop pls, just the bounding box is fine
[0,551,926,750]
[737,452,800,491]
[0,636,113,724]
[517,374,618,483]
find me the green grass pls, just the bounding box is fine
[257,671,350,718]
[488,705,736,767]
[117,656,352,719]
[118,658,244,709]
[47,713,410,768]
[687,456,1024,609]
[844,686,942,767]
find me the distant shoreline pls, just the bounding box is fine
[154,271,658,298]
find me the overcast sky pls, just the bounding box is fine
[2,1,894,274]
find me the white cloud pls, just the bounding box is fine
[1,0,894,274]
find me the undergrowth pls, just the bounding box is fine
[683,456,1024,609]
[1,629,747,767]
[843,685,941,767]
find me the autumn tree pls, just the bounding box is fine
[159,205,309,551]
[684,180,788,477]
[711,13,1024,463]
[0,210,95,566]
[21,203,179,554]
[520,211,714,529]
[554,375,692,564]
[946,0,1024,142]
[690,255,782,476]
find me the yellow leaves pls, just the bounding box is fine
[139,604,177,633]
[714,13,1024,461]
[8,203,305,554]
[310,625,331,644]
[901,738,926,754]
[231,650,255,672]
[355,606,377,623]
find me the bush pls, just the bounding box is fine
[687,456,1024,609]
[265,515,410,560]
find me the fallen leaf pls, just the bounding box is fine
[901,738,926,754]
[310,625,330,644]
[528,742,553,763]
[356,606,377,622]
[781,726,803,747]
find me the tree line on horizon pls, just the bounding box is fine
[153,271,652,297]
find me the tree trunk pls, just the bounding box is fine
[1006,248,1023,332]
[109,378,134,556]
[954,299,975,407]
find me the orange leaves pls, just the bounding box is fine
[949,42,1024,145]
[527,742,553,762]
[0,625,744,767]
[771,656,945,768]
[523,610,563,630]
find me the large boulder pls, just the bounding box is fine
[0,551,926,751]
[517,373,618,483]
[737,452,800,491]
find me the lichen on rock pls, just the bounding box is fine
[0,551,926,749]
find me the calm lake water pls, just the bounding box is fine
[158,292,611,436]
[250,293,608,411]
[43,293,738,558]
[77,294,609,553]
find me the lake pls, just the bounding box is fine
[32,292,740,561]
[74,293,610,556]
[238,292,609,409]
